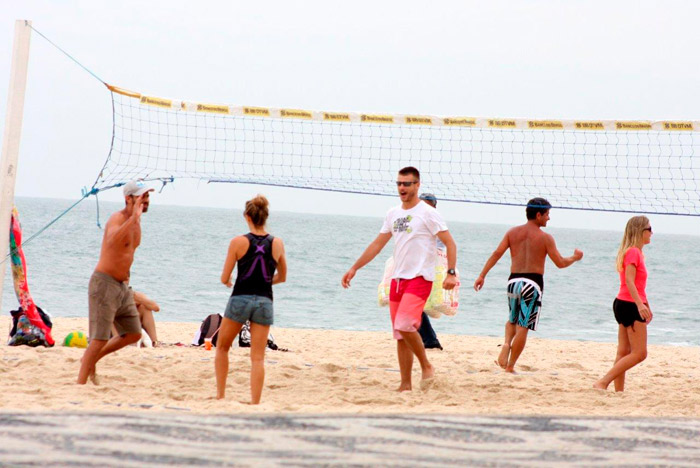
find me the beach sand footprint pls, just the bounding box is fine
[9,359,32,368]
[351,397,395,405]
[168,392,186,401]
[420,377,439,392]
[320,363,346,373]
[555,362,586,371]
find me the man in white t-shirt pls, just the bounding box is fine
[342,167,457,391]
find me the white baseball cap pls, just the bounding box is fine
[123,180,154,197]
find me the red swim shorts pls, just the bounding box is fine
[389,276,432,340]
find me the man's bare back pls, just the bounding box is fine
[506,223,551,274]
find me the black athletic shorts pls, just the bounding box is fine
[613,298,646,328]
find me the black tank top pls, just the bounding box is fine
[232,233,277,300]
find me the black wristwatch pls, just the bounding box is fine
[447,269,456,276]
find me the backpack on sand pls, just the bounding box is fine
[192,313,222,346]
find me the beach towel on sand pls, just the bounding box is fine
[9,207,54,346]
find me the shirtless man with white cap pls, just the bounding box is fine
[77,180,154,384]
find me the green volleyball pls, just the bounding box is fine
[63,331,88,348]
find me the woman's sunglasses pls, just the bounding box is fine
[643,227,653,233]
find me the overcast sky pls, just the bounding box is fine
[1,0,699,235]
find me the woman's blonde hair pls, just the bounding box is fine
[244,194,269,227]
[615,215,649,271]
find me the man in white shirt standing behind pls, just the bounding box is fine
[342,167,457,391]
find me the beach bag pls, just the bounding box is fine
[239,322,287,351]
[425,249,460,318]
[8,306,53,347]
[377,258,394,307]
[378,251,460,318]
[192,313,222,346]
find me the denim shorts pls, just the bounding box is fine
[224,295,274,326]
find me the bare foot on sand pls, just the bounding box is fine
[397,383,412,392]
[592,381,608,390]
[79,356,100,385]
[420,377,435,392]
[422,364,435,381]
[504,366,517,374]
[497,344,510,369]
[88,368,100,385]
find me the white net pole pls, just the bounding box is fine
[0,20,32,313]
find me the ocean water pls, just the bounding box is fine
[3,197,699,346]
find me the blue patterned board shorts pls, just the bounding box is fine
[224,295,274,326]
[507,277,543,331]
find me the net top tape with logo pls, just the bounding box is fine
[107,85,699,132]
[97,84,700,216]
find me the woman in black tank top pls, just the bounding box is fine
[215,195,287,404]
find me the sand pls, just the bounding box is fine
[1,317,698,416]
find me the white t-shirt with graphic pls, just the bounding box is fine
[380,202,448,281]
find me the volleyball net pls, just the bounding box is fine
[95,85,700,216]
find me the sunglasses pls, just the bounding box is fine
[643,227,653,233]
[396,181,418,187]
